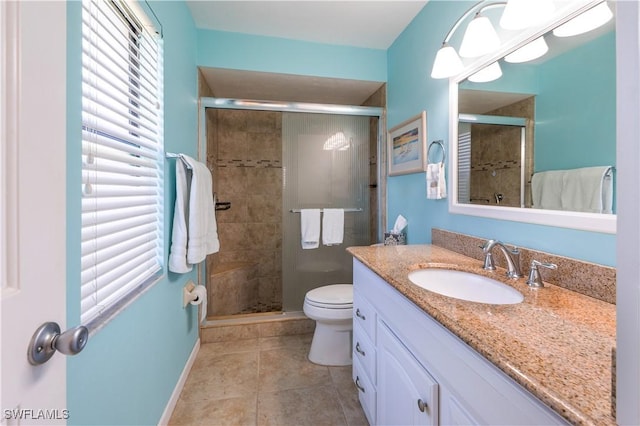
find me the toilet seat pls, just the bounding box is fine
[304,284,353,309]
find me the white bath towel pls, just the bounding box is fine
[531,170,564,210]
[168,157,192,273]
[561,166,613,214]
[300,209,321,249]
[322,208,344,246]
[426,162,447,199]
[184,155,220,264]
[168,154,219,273]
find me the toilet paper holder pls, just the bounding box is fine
[183,281,201,307]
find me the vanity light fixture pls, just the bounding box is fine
[431,0,561,79]
[500,0,555,30]
[431,1,506,79]
[468,61,503,83]
[431,42,464,79]
[553,1,613,38]
[504,36,549,63]
[459,12,502,58]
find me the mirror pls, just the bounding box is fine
[449,1,616,234]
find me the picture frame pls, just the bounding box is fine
[388,111,427,176]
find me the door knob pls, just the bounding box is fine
[27,322,89,365]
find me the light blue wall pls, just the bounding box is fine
[536,31,616,172]
[387,0,616,266]
[197,29,387,82]
[66,2,200,424]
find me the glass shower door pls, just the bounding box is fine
[282,113,371,311]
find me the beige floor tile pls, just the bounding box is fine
[336,383,369,426]
[180,352,259,402]
[259,333,313,351]
[171,320,368,426]
[328,365,354,387]
[257,386,347,426]
[200,338,259,356]
[169,395,257,426]
[258,346,332,392]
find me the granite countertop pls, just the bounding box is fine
[347,244,616,426]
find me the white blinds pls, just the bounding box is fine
[81,0,164,324]
[458,132,471,204]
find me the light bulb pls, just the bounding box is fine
[505,37,549,63]
[553,2,613,38]
[431,43,464,79]
[459,14,501,58]
[468,62,502,83]
[500,0,555,30]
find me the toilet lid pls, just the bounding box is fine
[305,284,353,306]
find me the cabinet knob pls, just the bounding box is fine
[355,308,366,320]
[355,376,366,393]
[355,342,366,357]
[417,399,428,413]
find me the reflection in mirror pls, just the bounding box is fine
[458,114,529,208]
[456,2,616,217]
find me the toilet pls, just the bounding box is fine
[303,284,353,366]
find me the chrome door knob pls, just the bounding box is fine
[28,322,89,365]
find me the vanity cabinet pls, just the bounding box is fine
[377,321,439,425]
[352,287,377,424]
[352,258,568,425]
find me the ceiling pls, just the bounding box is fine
[186,1,428,105]
[185,1,428,50]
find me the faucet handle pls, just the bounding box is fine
[526,260,557,288]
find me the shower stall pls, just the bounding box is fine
[201,99,383,320]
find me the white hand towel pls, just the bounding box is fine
[561,166,613,213]
[531,170,564,210]
[300,209,321,249]
[426,162,447,199]
[322,208,344,246]
[168,158,192,273]
[183,155,220,264]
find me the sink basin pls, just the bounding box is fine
[408,269,524,305]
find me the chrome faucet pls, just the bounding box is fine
[481,239,522,279]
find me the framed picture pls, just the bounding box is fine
[388,111,427,176]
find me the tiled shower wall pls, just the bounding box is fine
[206,109,283,316]
[468,97,534,208]
[362,84,386,243]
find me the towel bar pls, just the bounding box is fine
[165,152,192,170]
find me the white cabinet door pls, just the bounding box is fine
[377,321,439,426]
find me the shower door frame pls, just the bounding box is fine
[198,97,387,241]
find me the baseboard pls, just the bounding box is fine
[158,338,200,425]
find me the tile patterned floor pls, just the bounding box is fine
[169,333,368,426]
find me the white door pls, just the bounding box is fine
[1,2,69,423]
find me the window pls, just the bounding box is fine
[81,0,163,325]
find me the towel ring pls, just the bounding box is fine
[427,140,446,164]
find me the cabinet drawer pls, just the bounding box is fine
[353,322,376,383]
[353,356,376,425]
[353,291,376,343]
